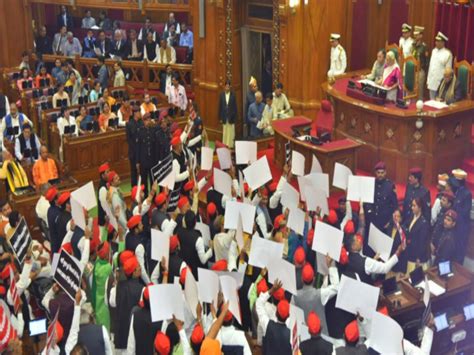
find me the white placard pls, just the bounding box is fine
[223,201,256,234]
[159,167,176,191]
[213,168,233,197]
[304,173,329,197]
[333,162,353,190]
[367,312,404,354]
[149,284,185,322]
[311,155,323,173]
[216,147,232,170]
[248,236,284,268]
[235,141,257,165]
[368,223,394,262]
[70,181,97,210]
[136,175,142,204]
[184,267,199,318]
[151,229,170,263]
[291,151,306,176]
[347,175,375,203]
[281,181,300,209]
[200,146,214,171]
[316,252,329,276]
[219,275,242,324]
[287,207,305,236]
[214,271,245,289]
[235,214,245,250]
[70,197,86,230]
[312,220,343,262]
[305,187,329,216]
[267,257,297,295]
[243,156,273,191]
[197,268,220,308]
[102,200,118,231]
[335,275,380,318]
[195,222,211,247]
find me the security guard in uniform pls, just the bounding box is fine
[403,167,431,223]
[363,161,398,254]
[136,113,156,196]
[412,26,429,100]
[126,106,143,186]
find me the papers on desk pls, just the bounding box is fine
[367,311,404,354]
[424,100,449,110]
[419,280,446,296]
[296,135,311,141]
[358,79,388,91]
[368,223,393,262]
[336,275,380,318]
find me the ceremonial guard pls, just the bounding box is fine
[399,23,414,58]
[427,31,452,99]
[411,26,429,99]
[328,33,347,76]
[126,106,143,186]
[403,167,431,222]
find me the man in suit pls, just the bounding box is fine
[136,113,156,196]
[247,91,265,138]
[15,123,41,164]
[126,29,144,61]
[94,30,112,58]
[97,56,109,89]
[138,17,156,42]
[403,167,431,222]
[126,107,143,186]
[57,5,73,30]
[435,67,465,104]
[52,25,68,55]
[35,26,53,56]
[82,29,96,58]
[110,29,128,60]
[218,80,238,148]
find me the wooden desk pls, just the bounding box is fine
[272,117,361,185]
[322,72,474,184]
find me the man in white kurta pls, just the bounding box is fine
[427,31,452,100]
[399,23,414,59]
[328,33,347,77]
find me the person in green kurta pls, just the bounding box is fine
[92,240,113,331]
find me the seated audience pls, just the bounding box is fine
[32,145,59,187]
[82,29,96,58]
[89,80,102,102]
[35,65,53,88]
[57,109,78,138]
[111,29,128,60]
[163,24,179,47]
[17,68,34,91]
[53,25,68,55]
[143,32,158,62]
[156,39,176,64]
[76,105,95,134]
[63,32,82,57]
[52,60,67,85]
[436,67,464,104]
[118,98,133,127]
[0,149,29,192]
[140,93,157,116]
[164,12,181,34]
[1,102,33,141]
[81,9,96,29]
[138,17,157,42]
[126,29,144,61]
[101,88,116,108]
[35,26,53,56]
[15,123,41,164]
[65,72,85,105]
[98,102,117,132]
[52,83,71,108]
[19,51,30,71]
[94,30,112,58]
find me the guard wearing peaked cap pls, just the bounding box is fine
[328,33,347,76]
[412,25,429,100]
[427,31,453,100]
[399,23,414,58]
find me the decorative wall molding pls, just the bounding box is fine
[272,0,281,87]
[225,0,233,82]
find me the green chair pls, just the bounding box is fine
[455,59,472,100]
[403,56,419,100]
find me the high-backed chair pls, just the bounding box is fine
[454,59,472,100]
[385,43,403,68]
[403,56,419,100]
[311,99,334,136]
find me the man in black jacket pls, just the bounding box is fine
[35,26,53,56]
[403,167,431,222]
[126,107,143,186]
[57,5,74,30]
[218,80,238,148]
[300,311,333,355]
[126,29,144,61]
[136,113,156,196]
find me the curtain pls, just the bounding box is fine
[350,0,369,70]
[388,0,409,44]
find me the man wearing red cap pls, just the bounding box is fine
[333,320,368,354]
[403,167,431,222]
[151,235,186,284]
[136,112,157,196]
[213,217,238,271]
[151,192,177,237]
[300,311,333,354]
[364,161,397,239]
[256,279,292,354]
[92,241,112,331]
[97,162,110,232]
[171,130,191,190]
[125,214,151,284]
[35,183,52,229]
[294,260,339,338]
[219,305,252,354]
[55,191,72,254]
[432,209,457,264]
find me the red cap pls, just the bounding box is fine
[191,324,205,345]
[57,192,71,206]
[61,243,73,255]
[0,263,14,280]
[339,246,349,265]
[445,209,458,221]
[273,214,285,230]
[119,250,134,266]
[123,256,139,276]
[184,180,195,192]
[170,235,179,252]
[355,233,364,245]
[344,220,355,234]
[378,306,389,316]
[97,241,110,260]
[56,321,64,343]
[143,284,152,302]
[302,263,314,284]
[260,186,268,197]
[257,278,268,295]
[277,299,290,320]
[244,183,250,195]
[273,286,285,301]
[345,320,359,343]
[179,267,187,285]
[131,185,145,200]
[223,306,233,322]
[374,161,386,171]
[441,191,455,203]
[171,136,181,146]
[211,259,228,271]
[294,246,306,265]
[306,229,314,246]
[307,311,321,335]
[327,209,338,224]
[107,171,118,184]
[154,331,171,355]
[155,192,167,206]
[173,128,182,137]
[127,215,142,230]
[45,187,58,202]
[268,181,278,192]
[98,163,110,174]
[207,202,217,216]
[177,196,189,210]
[409,167,422,180]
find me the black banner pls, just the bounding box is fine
[151,153,173,183]
[53,250,82,301]
[9,218,32,264]
[167,187,181,213]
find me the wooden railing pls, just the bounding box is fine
[41,54,194,93]
[28,0,191,11]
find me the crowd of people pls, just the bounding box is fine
[34,6,193,64]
